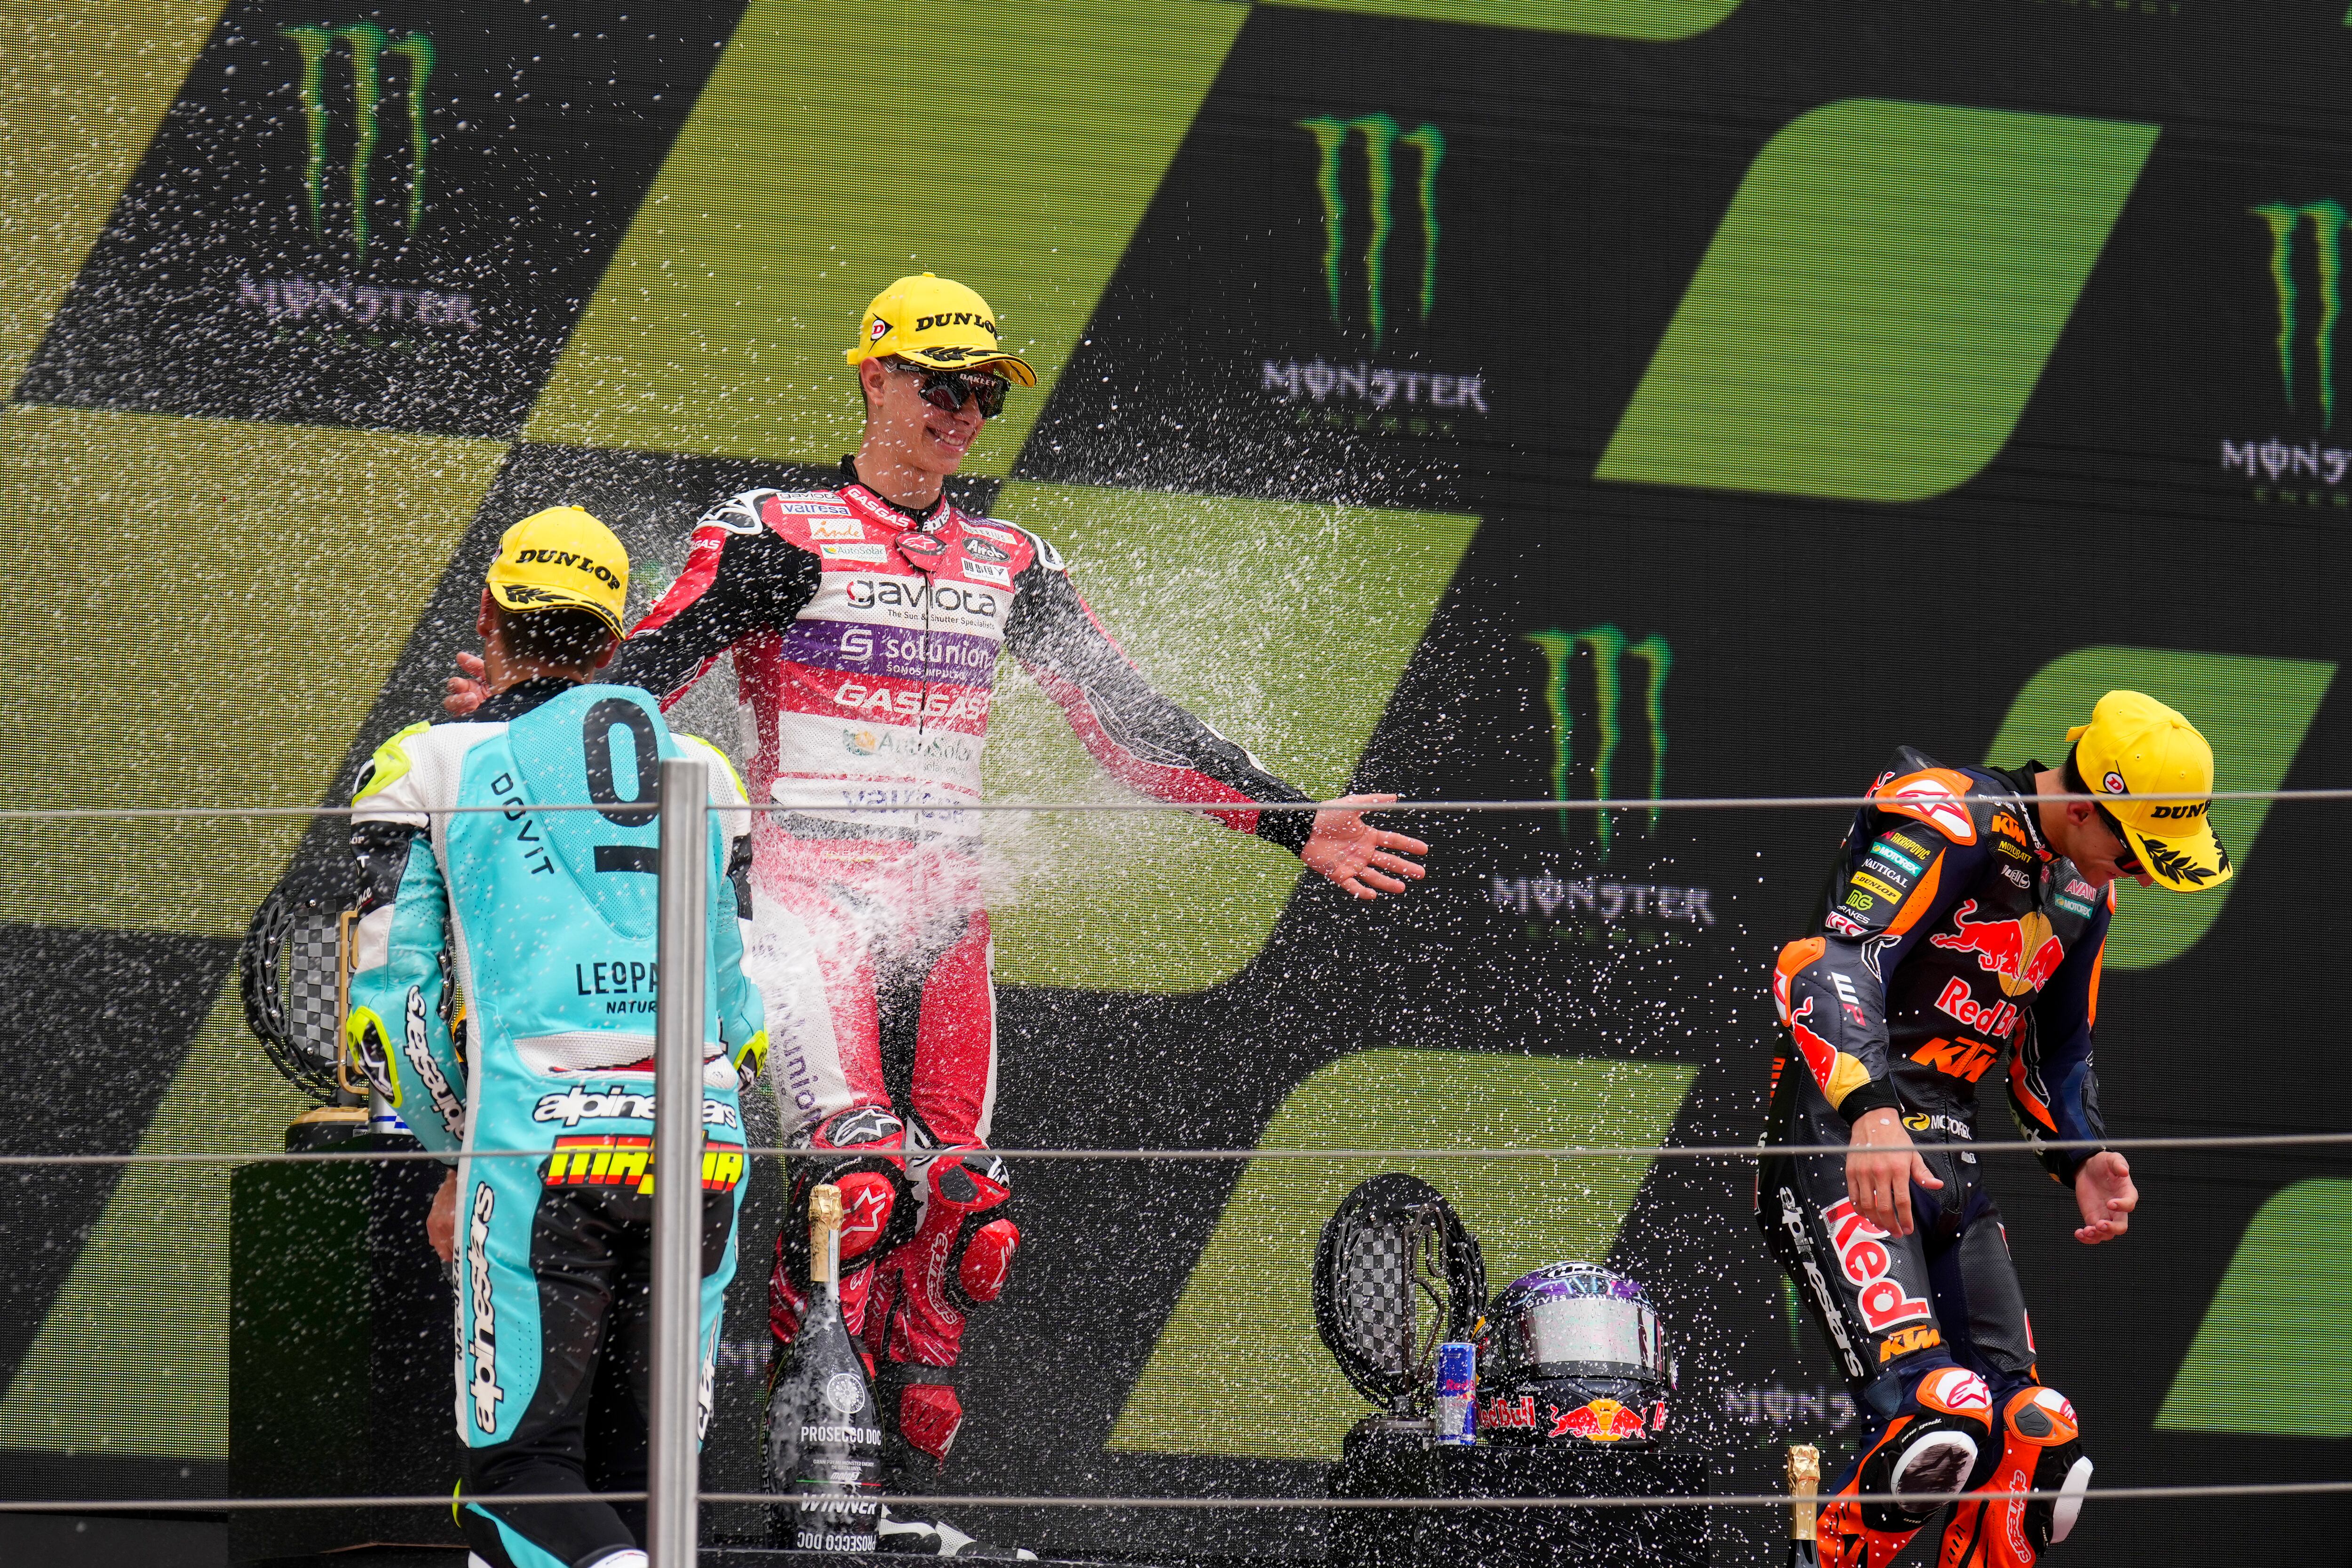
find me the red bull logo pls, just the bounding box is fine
[1930,901,2063,998]
[1547,1397,1650,1441]
[1478,1394,1538,1431]
[1932,975,2018,1039]
[1822,1197,1933,1332]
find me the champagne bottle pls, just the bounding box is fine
[766,1182,882,1552]
[1786,1443,1822,1566]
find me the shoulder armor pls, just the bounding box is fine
[675,731,749,809]
[1868,753,1980,847]
[353,721,432,805]
[700,491,772,536]
[982,516,1063,572]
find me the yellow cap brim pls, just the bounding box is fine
[2121,816,2233,893]
[895,345,1037,387]
[488,578,625,637]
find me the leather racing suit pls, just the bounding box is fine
[606,460,1316,1473]
[1756,750,2103,1568]
[344,678,765,1568]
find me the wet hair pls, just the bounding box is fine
[492,602,615,669]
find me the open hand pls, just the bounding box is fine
[2073,1150,2136,1245]
[1846,1106,1941,1237]
[445,649,488,717]
[1301,793,1429,900]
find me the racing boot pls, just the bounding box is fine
[876,1505,1038,1560]
[1820,1366,1994,1568]
[1939,1386,2091,1567]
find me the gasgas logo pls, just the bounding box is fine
[1931,901,2063,997]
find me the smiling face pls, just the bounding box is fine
[858,356,990,486]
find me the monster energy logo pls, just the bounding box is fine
[281,23,435,259]
[1524,626,1670,861]
[2250,199,2350,429]
[1297,113,1445,347]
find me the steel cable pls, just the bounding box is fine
[0,786,2332,820]
[3,1480,2345,1513]
[0,1130,2344,1168]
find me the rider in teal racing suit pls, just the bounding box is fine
[344,507,766,1568]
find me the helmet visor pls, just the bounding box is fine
[1497,1291,1669,1379]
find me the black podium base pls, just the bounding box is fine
[1325,1423,1711,1568]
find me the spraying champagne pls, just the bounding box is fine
[766,1181,882,1552]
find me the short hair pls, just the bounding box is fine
[856,354,908,418]
[492,602,615,669]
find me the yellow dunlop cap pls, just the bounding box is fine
[845,272,1037,387]
[2067,689,2232,892]
[485,506,629,637]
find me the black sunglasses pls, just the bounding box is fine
[899,363,1009,419]
[2092,801,2145,874]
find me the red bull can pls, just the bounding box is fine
[1434,1341,1477,1446]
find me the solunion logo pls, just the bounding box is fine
[280,22,435,259]
[1296,112,1446,347]
[1523,626,1671,862]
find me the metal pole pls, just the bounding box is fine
[648,754,709,1568]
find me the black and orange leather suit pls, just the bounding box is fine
[1757,750,2102,1568]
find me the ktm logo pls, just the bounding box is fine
[1878,1323,1942,1363]
[1911,1035,1999,1083]
[1991,811,2028,847]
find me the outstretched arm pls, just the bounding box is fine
[1002,550,1426,897]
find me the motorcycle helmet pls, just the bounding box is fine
[1477,1262,1675,1446]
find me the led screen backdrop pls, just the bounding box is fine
[1,1,2348,1562]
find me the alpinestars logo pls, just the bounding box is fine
[280,23,434,258]
[1296,112,1444,347]
[466,1183,503,1433]
[402,986,465,1137]
[1523,626,1671,861]
[2225,199,2352,505]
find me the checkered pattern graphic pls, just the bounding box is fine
[1336,1217,1420,1379]
[282,909,344,1072]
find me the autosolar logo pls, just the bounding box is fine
[1493,626,1716,948]
[1258,111,1489,437]
[235,23,479,337]
[2222,198,2350,507]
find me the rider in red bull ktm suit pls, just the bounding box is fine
[453,274,1429,1554]
[1757,691,2232,1568]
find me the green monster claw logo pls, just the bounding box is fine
[2249,199,2350,428]
[280,22,436,259]
[1296,112,1445,347]
[1522,626,1671,862]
